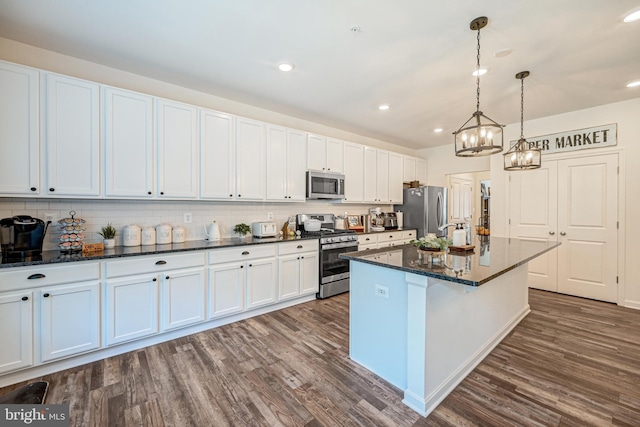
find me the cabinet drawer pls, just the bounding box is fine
[0,262,100,292]
[278,240,318,256]
[105,252,205,278]
[357,234,377,245]
[402,229,417,240]
[209,244,276,264]
[377,232,402,242]
[358,243,378,252]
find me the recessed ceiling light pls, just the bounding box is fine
[434,128,443,133]
[472,68,488,77]
[278,62,294,72]
[623,9,640,22]
[494,48,512,58]
[378,104,390,111]
[627,80,640,88]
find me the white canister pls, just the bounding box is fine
[156,224,172,244]
[141,226,156,245]
[172,226,185,243]
[122,224,141,247]
[395,211,403,229]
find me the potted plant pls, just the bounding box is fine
[232,223,251,239]
[410,235,452,264]
[98,223,117,248]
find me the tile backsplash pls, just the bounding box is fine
[0,198,392,251]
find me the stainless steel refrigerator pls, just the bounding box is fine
[394,186,448,238]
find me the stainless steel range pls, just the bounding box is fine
[296,214,358,299]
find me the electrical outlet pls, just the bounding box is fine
[43,212,58,222]
[375,284,389,299]
[183,213,192,223]
[267,212,273,220]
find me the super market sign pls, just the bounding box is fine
[510,123,617,155]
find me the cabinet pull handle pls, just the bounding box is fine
[365,238,370,241]
[28,273,45,280]
[43,293,50,298]
[21,296,29,301]
[560,231,566,236]
[242,251,250,255]
[30,187,37,192]
[297,245,303,249]
[549,231,555,235]
[155,260,167,265]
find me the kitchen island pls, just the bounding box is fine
[340,237,560,417]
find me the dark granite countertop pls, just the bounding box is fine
[340,237,560,287]
[0,235,319,269]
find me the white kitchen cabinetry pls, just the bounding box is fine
[45,73,100,196]
[403,156,416,183]
[160,268,206,331]
[0,290,33,374]
[208,261,245,319]
[0,61,39,196]
[246,258,278,309]
[156,98,198,198]
[363,147,378,202]
[200,109,235,200]
[415,158,427,184]
[39,281,100,362]
[307,133,343,173]
[278,240,319,301]
[375,149,389,203]
[266,125,306,201]
[388,152,404,203]
[103,87,154,198]
[344,142,364,202]
[236,117,265,200]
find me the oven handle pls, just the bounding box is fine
[321,242,359,251]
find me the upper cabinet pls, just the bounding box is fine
[0,61,40,196]
[307,134,344,173]
[344,142,364,202]
[156,99,198,198]
[200,109,235,200]
[403,155,426,186]
[103,87,154,198]
[235,117,265,201]
[45,73,100,197]
[388,152,404,203]
[266,125,306,201]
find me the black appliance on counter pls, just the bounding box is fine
[296,214,358,299]
[383,212,398,230]
[0,216,50,261]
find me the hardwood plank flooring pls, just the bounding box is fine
[2,289,640,426]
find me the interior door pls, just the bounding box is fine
[509,163,559,291]
[557,154,618,302]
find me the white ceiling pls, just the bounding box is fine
[1,0,639,150]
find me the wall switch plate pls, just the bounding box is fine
[183,213,192,223]
[43,212,58,222]
[375,284,389,299]
[267,212,273,220]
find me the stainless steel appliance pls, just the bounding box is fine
[368,207,385,231]
[0,216,50,261]
[394,186,448,238]
[383,212,398,229]
[306,171,345,200]
[296,213,358,299]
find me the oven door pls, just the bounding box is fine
[320,242,358,284]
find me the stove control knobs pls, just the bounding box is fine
[340,236,351,242]
[325,238,334,244]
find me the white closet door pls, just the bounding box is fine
[557,154,618,302]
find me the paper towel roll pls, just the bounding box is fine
[396,211,403,228]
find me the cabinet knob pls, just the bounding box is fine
[30,187,37,192]
[155,260,167,265]
[153,278,157,281]
[549,231,555,235]
[240,265,244,268]
[297,257,300,260]
[28,273,46,280]
[43,293,50,298]
[21,296,29,301]
[166,276,170,280]
[160,191,164,195]
[148,191,152,195]
[230,194,233,197]
[249,264,252,267]
[560,231,566,236]
[49,188,55,192]
[238,194,241,198]
[301,256,304,259]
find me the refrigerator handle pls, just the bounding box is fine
[437,192,444,228]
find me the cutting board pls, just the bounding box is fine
[448,245,475,252]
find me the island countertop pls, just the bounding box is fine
[340,237,560,286]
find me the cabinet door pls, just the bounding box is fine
[278,255,300,301]
[415,158,427,184]
[286,129,307,201]
[299,252,319,296]
[343,142,364,202]
[0,291,33,374]
[326,137,344,173]
[307,133,326,171]
[403,156,416,182]
[236,117,265,200]
[200,109,235,200]
[246,258,276,310]
[208,262,245,319]
[0,61,39,195]
[106,274,159,345]
[265,124,287,201]
[376,150,389,203]
[104,87,154,198]
[40,281,100,362]
[449,176,473,223]
[363,147,378,202]
[388,152,404,203]
[161,268,206,331]
[45,73,100,196]
[156,98,198,198]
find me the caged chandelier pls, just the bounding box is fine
[454,16,504,157]
[503,71,541,170]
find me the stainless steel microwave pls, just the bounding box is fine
[306,171,345,200]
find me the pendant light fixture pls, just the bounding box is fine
[503,71,541,170]
[454,16,504,157]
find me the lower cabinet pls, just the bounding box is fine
[161,268,206,331]
[278,252,319,301]
[208,262,245,319]
[0,290,33,374]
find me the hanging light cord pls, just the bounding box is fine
[520,77,525,140]
[475,26,481,113]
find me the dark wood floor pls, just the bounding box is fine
[2,289,640,426]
